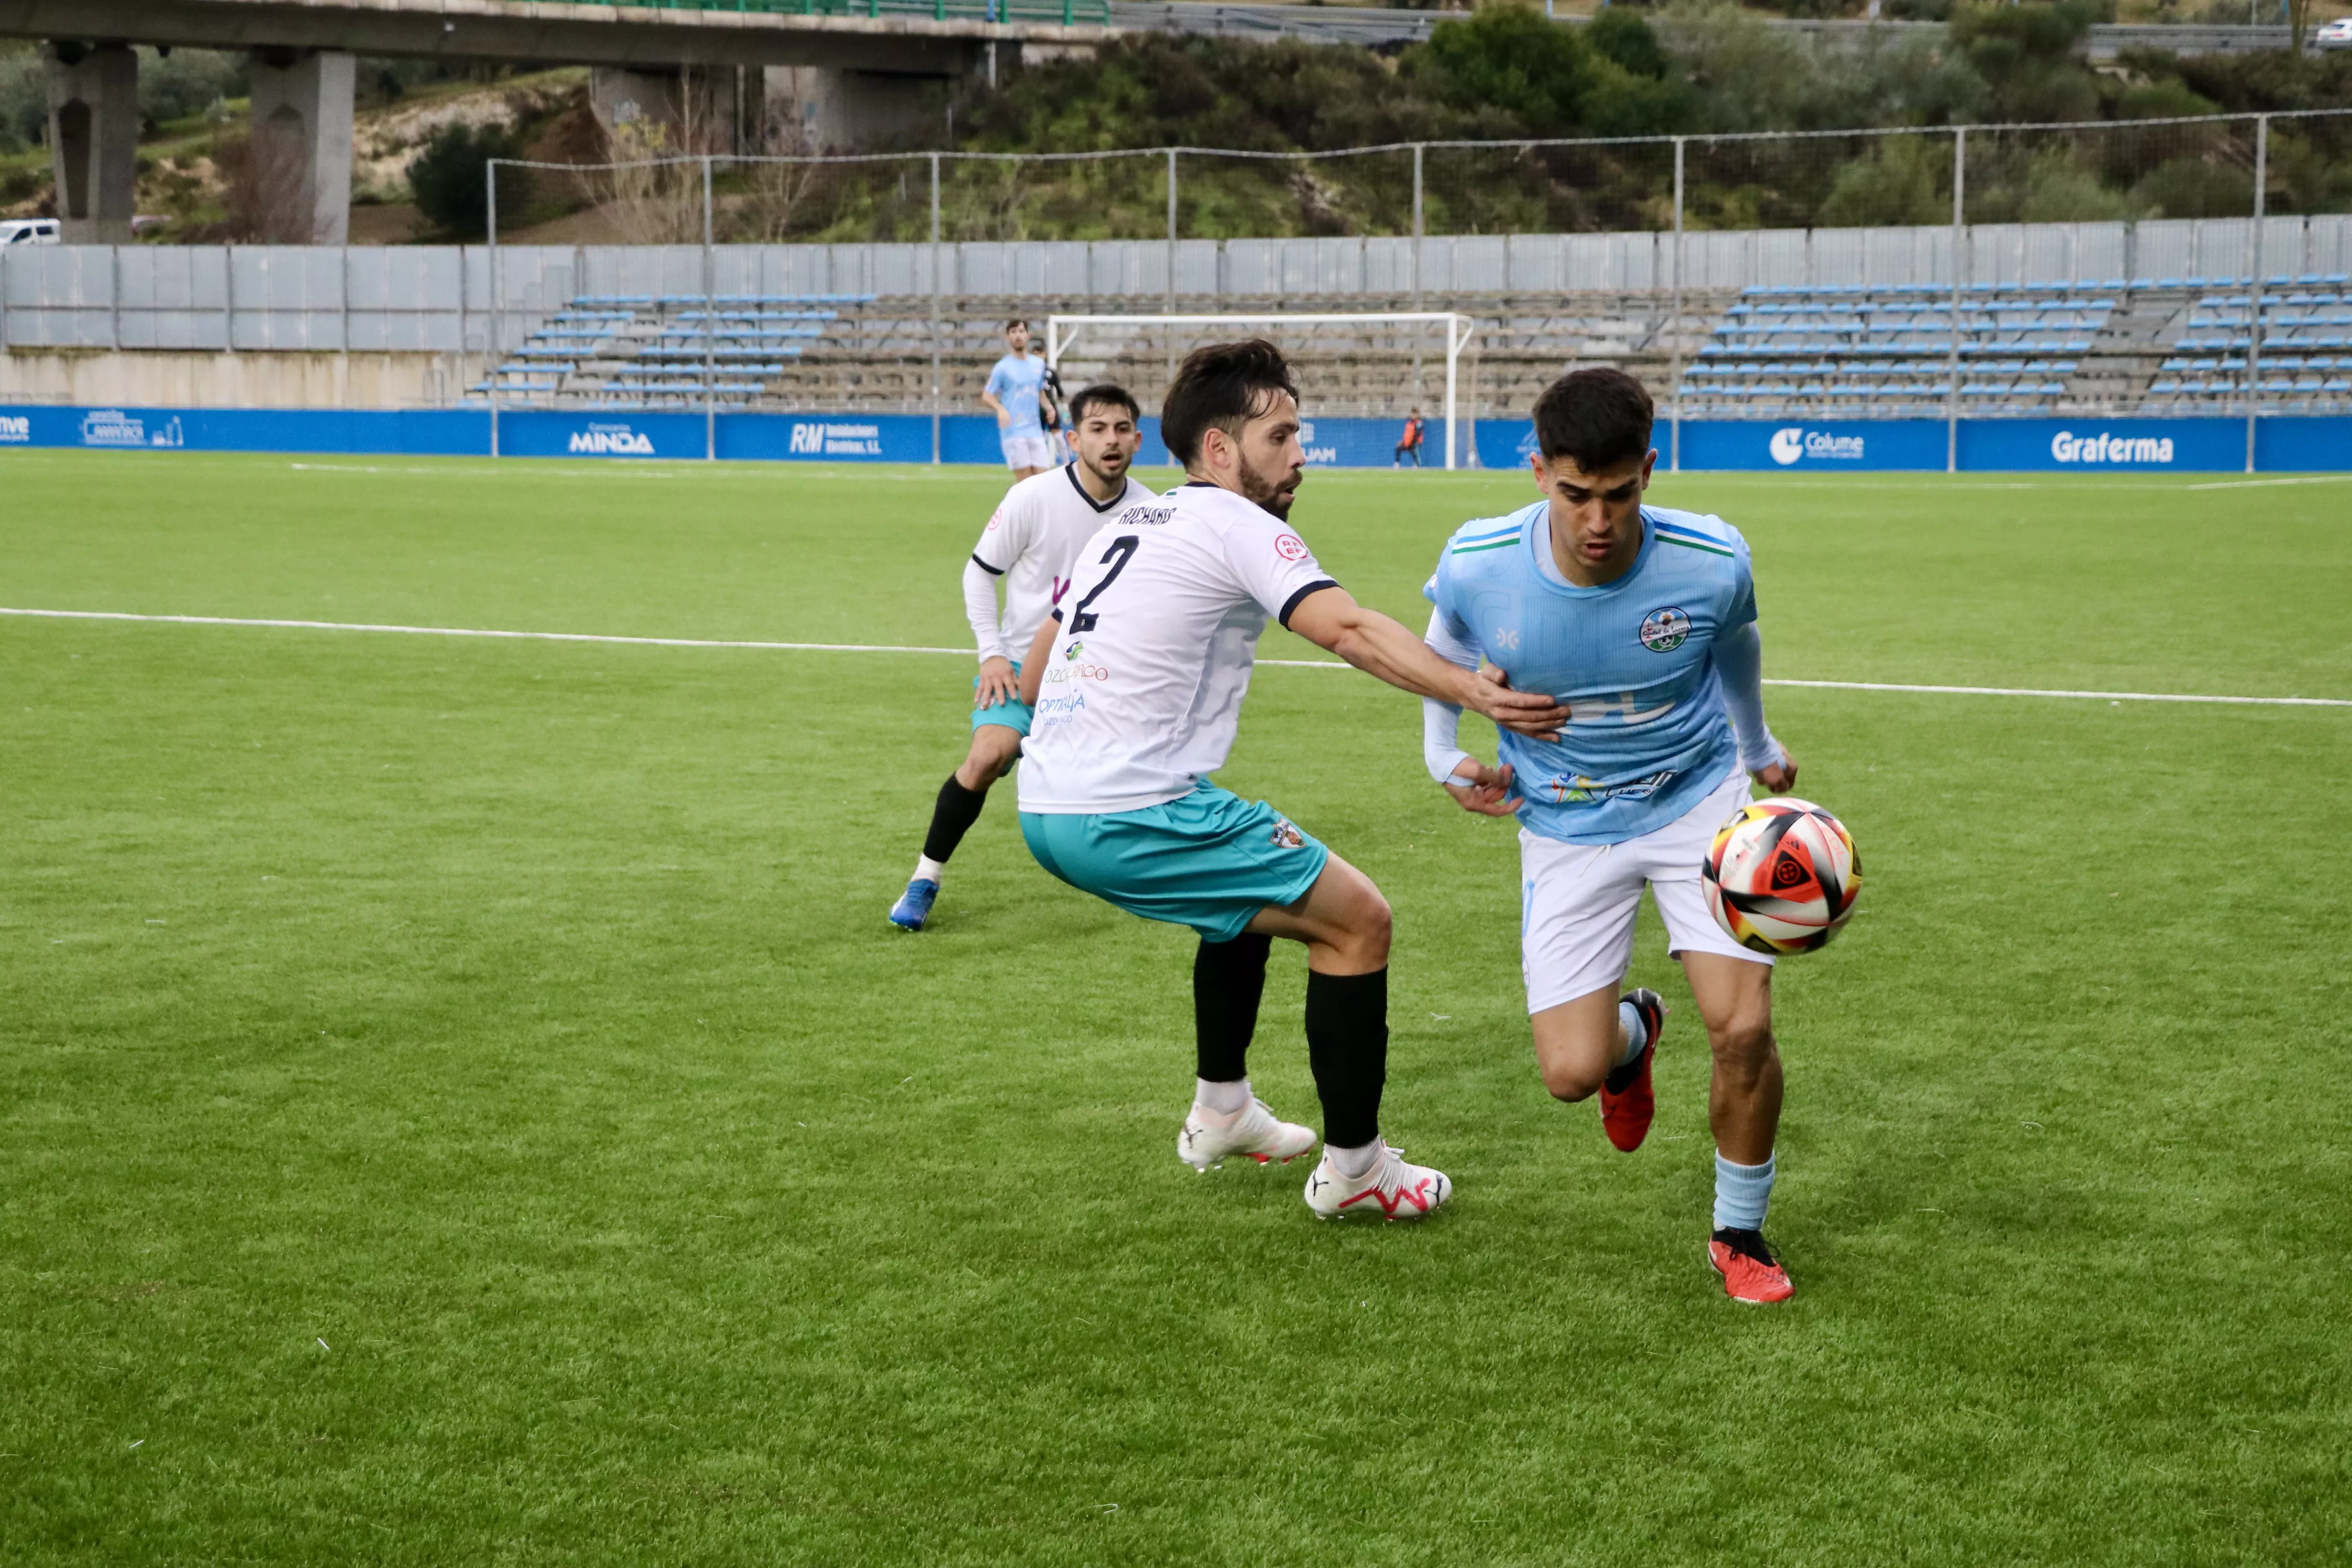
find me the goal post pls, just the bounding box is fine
[1045,312,1479,470]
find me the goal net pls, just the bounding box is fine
[1044,313,1482,469]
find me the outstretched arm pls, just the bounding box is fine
[1715,620,1795,793]
[1286,586,1566,741]
[1420,607,1520,816]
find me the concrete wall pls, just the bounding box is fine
[0,349,473,409]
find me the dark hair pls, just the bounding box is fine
[1160,339,1299,466]
[1004,318,1028,334]
[1068,383,1141,424]
[1531,368,1654,470]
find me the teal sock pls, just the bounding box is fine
[1713,1151,1776,1232]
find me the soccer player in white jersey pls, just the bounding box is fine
[1012,341,1569,1220]
[1422,368,1802,1302]
[888,385,1154,932]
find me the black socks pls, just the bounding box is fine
[1193,932,1272,1084]
[1305,967,1389,1151]
[921,773,991,865]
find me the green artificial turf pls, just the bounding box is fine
[2,451,2348,1564]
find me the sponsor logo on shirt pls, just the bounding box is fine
[1543,769,1680,805]
[1048,639,1112,683]
[2050,430,2174,465]
[1034,691,1087,725]
[1273,533,1309,563]
[1639,607,1691,652]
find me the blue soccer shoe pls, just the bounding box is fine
[888,877,940,932]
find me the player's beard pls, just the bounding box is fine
[1237,450,1300,520]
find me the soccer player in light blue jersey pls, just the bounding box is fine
[1422,368,1802,1303]
[981,320,1054,479]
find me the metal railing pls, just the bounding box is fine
[583,0,1109,19]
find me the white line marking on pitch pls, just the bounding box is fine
[2184,474,2352,491]
[4,606,2344,708]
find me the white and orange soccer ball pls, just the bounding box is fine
[1703,797,1861,955]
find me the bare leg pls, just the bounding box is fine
[1527,985,1629,1103]
[1679,952,1780,1165]
[953,723,1025,793]
[1244,852,1391,975]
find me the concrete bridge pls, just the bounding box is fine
[0,0,2309,246]
[1,0,1114,242]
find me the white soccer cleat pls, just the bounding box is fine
[1177,1098,1319,1172]
[1302,1144,1452,1221]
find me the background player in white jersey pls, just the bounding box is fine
[981,320,1054,479]
[1423,368,1804,1303]
[888,386,1152,932]
[1012,341,1567,1220]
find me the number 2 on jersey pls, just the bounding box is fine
[1067,535,1138,633]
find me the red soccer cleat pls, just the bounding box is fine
[1709,1228,1795,1304]
[1599,987,1665,1152]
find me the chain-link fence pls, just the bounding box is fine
[458,109,2351,446]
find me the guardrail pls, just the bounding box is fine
[1105,5,2304,57]
[596,0,1110,20]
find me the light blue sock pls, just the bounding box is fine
[1713,1151,1776,1232]
[1615,999,1648,1068]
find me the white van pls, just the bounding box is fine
[1,218,61,245]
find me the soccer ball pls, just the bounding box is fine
[1703,797,1860,955]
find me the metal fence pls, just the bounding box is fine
[9,218,2347,353]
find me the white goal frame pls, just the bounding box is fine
[1046,313,1479,470]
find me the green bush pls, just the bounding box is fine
[407,122,528,239]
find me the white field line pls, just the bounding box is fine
[2184,474,2352,491]
[4,606,2346,709]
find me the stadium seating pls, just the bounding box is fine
[1677,275,2352,418]
[470,292,874,410]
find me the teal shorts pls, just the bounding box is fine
[972,659,1031,736]
[1020,784,1331,942]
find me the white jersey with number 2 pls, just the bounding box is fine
[1017,481,1340,815]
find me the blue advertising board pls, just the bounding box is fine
[1958,417,2246,472]
[2255,416,2352,471]
[1,404,2342,473]
[1675,419,1949,472]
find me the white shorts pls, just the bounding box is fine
[1518,769,1771,1015]
[1001,432,1054,469]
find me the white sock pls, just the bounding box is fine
[913,854,946,883]
[1326,1138,1383,1180]
[1193,1077,1250,1117]
[1616,999,1648,1068]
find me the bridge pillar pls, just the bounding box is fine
[762,66,952,153]
[43,43,139,244]
[590,66,756,156]
[246,50,355,244]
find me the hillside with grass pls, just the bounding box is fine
[2,2,2348,245]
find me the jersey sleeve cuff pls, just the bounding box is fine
[1277,579,1341,628]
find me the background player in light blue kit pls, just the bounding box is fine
[981,319,1054,479]
[1422,368,1804,1304]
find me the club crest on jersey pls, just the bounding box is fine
[1269,818,1306,850]
[1639,607,1691,652]
[1273,533,1310,563]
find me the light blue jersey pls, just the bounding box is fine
[1425,501,1757,846]
[985,352,1047,437]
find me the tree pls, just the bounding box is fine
[407,122,528,239]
